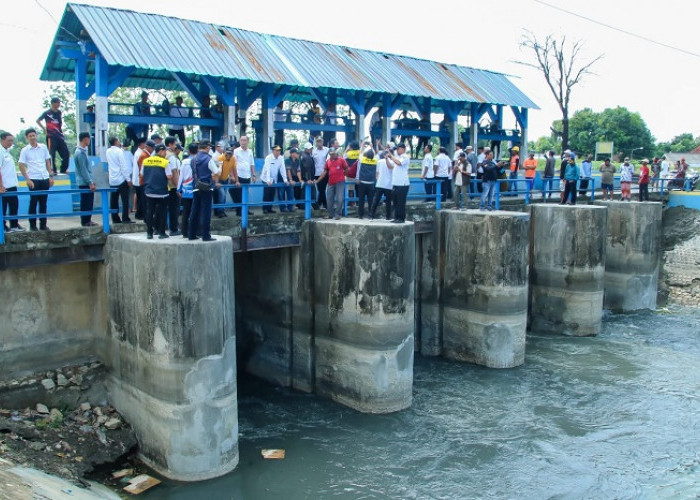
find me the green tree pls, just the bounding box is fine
[655,133,700,156]
[567,106,655,159]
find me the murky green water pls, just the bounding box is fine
[142,308,700,499]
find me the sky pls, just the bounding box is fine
[2,0,698,144]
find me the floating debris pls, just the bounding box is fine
[261,449,286,459]
[123,474,161,495]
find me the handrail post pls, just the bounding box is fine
[101,189,110,234]
[435,181,442,211]
[495,180,500,210]
[0,195,5,245]
[241,184,249,229]
[304,183,311,219]
[525,179,531,205]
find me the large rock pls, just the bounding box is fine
[529,205,607,336]
[102,234,238,481]
[594,201,662,311]
[313,219,415,413]
[441,210,530,368]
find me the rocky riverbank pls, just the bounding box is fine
[660,206,700,306]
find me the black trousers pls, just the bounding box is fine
[315,175,328,208]
[263,185,277,213]
[48,135,70,174]
[392,185,410,222]
[134,185,145,219]
[2,187,19,228]
[78,184,94,225]
[180,197,193,237]
[639,183,649,201]
[110,181,130,222]
[356,182,375,218]
[578,179,589,196]
[424,179,435,198]
[28,178,50,229]
[145,196,168,235]
[563,180,578,204]
[435,176,450,202]
[167,188,180,231]
[370,187,393,220]
[231,177,250,215]
[168,128,185,145]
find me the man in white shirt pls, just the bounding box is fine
[311,136,329,209]
[168,96,187,145]
[386,143,411,223]
[233,135,256,216]
[18,128,53,231]
[106,136,133,224]
[434,146,452,203]
[165,137,182,234]
[261,145,288,213]
[131,137,151,220]
[421,144,435,201]
[369,149,393,220]
[0,132,24,232]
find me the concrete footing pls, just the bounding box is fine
[529,205,607,336]
[594,201,662,311]
[441,210,530,368]
[102,234,238,481]
[312,219,415,413]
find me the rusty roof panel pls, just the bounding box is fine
[41,3,538,110]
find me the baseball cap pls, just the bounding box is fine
[329,147,338,154]
[303,142,313,150]
[289,147,299,154]
[145,140,156,148]
[154,144,166,153]
[272,145,282,151]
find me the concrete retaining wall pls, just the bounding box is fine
[0,261,106,379]
[102,234,238,481]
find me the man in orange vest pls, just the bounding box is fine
[508,145,520,195]
[523,151,537,193]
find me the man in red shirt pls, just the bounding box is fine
[316,148,348,220]
[638,159,650,201]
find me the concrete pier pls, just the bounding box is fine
[441,210,530,368]
[529,205,607,336]
[312,219,415,413]
[102,234,238,481]
[594,201,663,311]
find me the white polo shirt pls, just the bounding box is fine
[260,153,287,183]
[19,143,50,180]
[375,158,393,190]
[106,145,129,186]
[389,153,410,187]
[312,146,329,176]
[435,153,451,178]
[234,147,255,179]
[422,154,435,179]
[0,144,19,189]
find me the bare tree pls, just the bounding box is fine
[516,30,603,150]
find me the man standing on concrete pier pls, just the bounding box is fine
[316,147,347,220]
[479,150,499,211]
[188,141,220,241]
[74,132,96,227]
[142,144,173,239]
[18,128,53,231]
[0,132,24,232]
[386,143,410,223]
[107,137,134,224]
[312,136,329,209]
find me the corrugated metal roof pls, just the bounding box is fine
[41,3,538,110]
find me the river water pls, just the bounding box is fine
[142,308,700,499]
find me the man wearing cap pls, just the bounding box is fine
[168,96,187,145]
[312,136,329,209]
[638,159,650,201]
[562,156,581,205]
[316,148,348,220]
[233,135,255,216]
[188,141,220,241]
[619,157,634,201]
[74,132,96,227]
[36,97,70,174]
[300,142,317,208]
[260,145,288,213]
[165,137,182,235]
[142,144,173,239]
[285,147,303,209]
[650,157,661,192]
[386,143,410,223]
[523,151,538,193]
[508,146,520,195]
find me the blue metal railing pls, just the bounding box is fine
[0,188,116,245]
